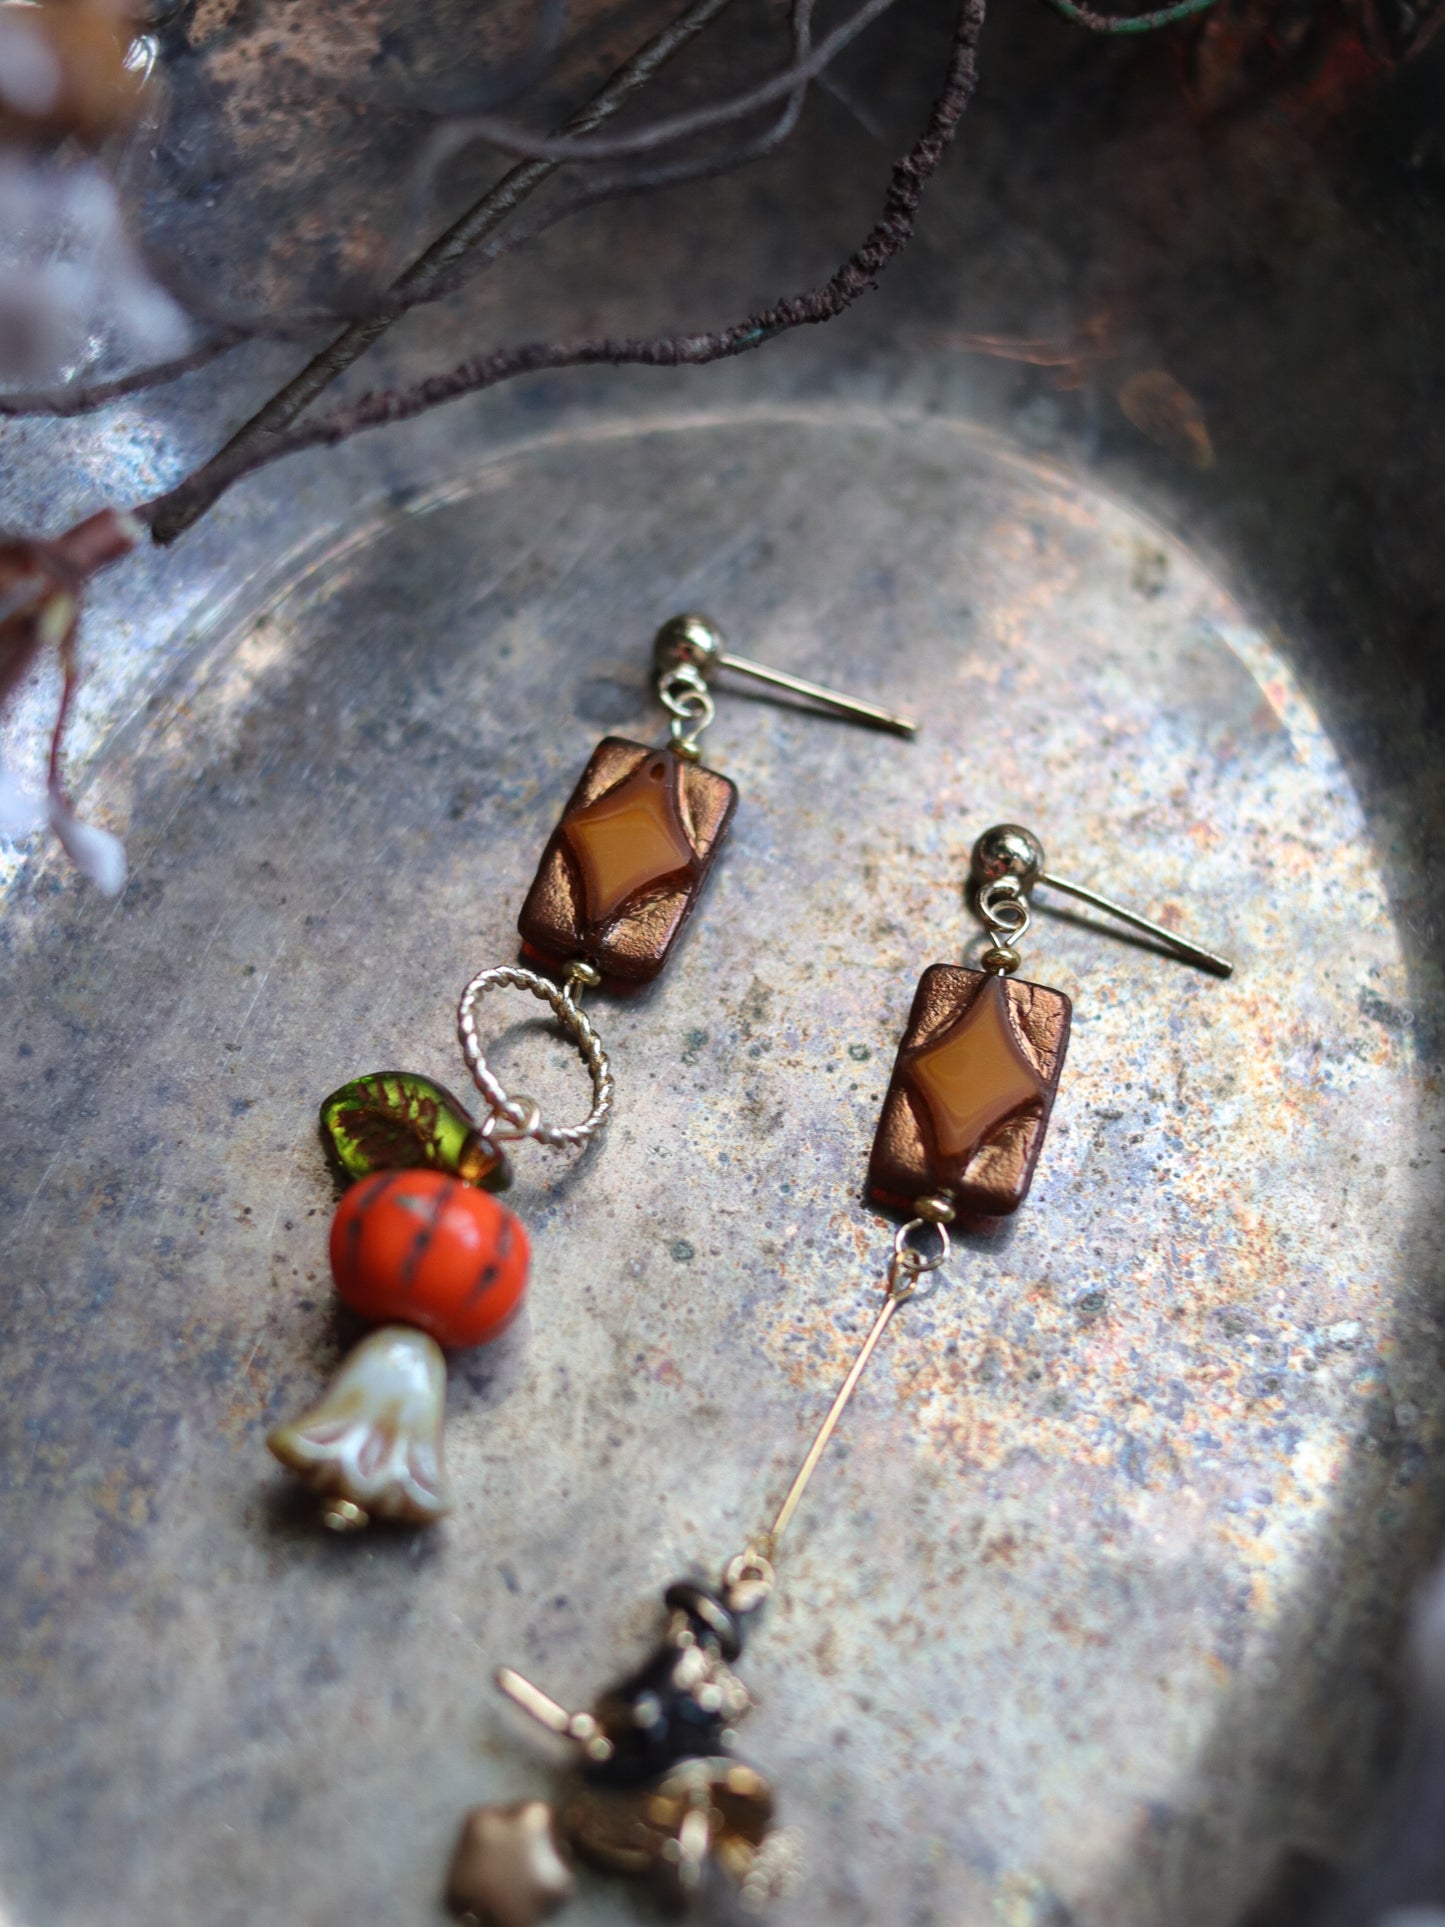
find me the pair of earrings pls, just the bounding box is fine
[266,614,915,1529]
[259,610,1230,1923]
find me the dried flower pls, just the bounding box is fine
[0,751,126,891]
[0,505,140,893]
[0,159,189,382]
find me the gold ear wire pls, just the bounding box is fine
[969,823,1234,978]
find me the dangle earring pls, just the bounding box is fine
[869,822,1232,1219]
[442,826,1230,1925]
[264,615,913,1532]
[515,614,912,984]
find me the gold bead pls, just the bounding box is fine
[320,1498,369,1532]
[980,943,1021,975]
[912,1192,957,1224]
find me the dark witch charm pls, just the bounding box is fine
[441,1211,956,1926]
[448,1567,795,1924]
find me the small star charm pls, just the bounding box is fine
[446,1800,575,1927]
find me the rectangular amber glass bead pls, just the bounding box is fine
[867,965,1072,1219]
[517,738,738,986]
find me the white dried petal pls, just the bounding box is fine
[47,787,126,895]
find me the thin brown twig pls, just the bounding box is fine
[408,0,820,310]
[0,336,243,420]
[146,0,743,546]
[0,0,816,426]
[137,0,987,541]
[0,101,818,428]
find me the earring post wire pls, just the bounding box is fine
[1039,870,1233,978]
[762,1287,904,1555]
[720,650,917,737]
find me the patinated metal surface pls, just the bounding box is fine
[1,407,1440,1927]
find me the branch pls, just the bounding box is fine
[418,0,905,165]
[0,337,242,420]
[0,0,816,425]
[402,0,820,313]
[145,0,744,545]
[137,0,988,540]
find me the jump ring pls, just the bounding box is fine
[658,665,710,717]
[456,965,614,1150]
[977,880,1031,945]
[722,1548,777,1614]
[658,666,716,754]
[887,1215,950,1300]
[486,1093,544,1143]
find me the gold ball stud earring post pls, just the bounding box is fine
[970,824,1046,895]
[653,612,726,682]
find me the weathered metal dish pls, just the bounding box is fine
[2,403,1438,1925]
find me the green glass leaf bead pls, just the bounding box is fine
[319,1071,509,1189]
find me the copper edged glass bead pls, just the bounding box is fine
[517,738,737,985]
[868,965,1072,1218]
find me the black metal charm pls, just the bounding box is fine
[448,1564,797,1921]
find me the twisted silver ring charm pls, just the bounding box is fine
[456,965,614,1150]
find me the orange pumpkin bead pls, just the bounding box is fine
[329,1170,529,1350]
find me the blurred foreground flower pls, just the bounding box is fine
[0,157,188,382]
[0,0,182,384]
[0,505,140,892]
[0,0,145,149]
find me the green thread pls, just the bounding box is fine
[1042,0,1219,33]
